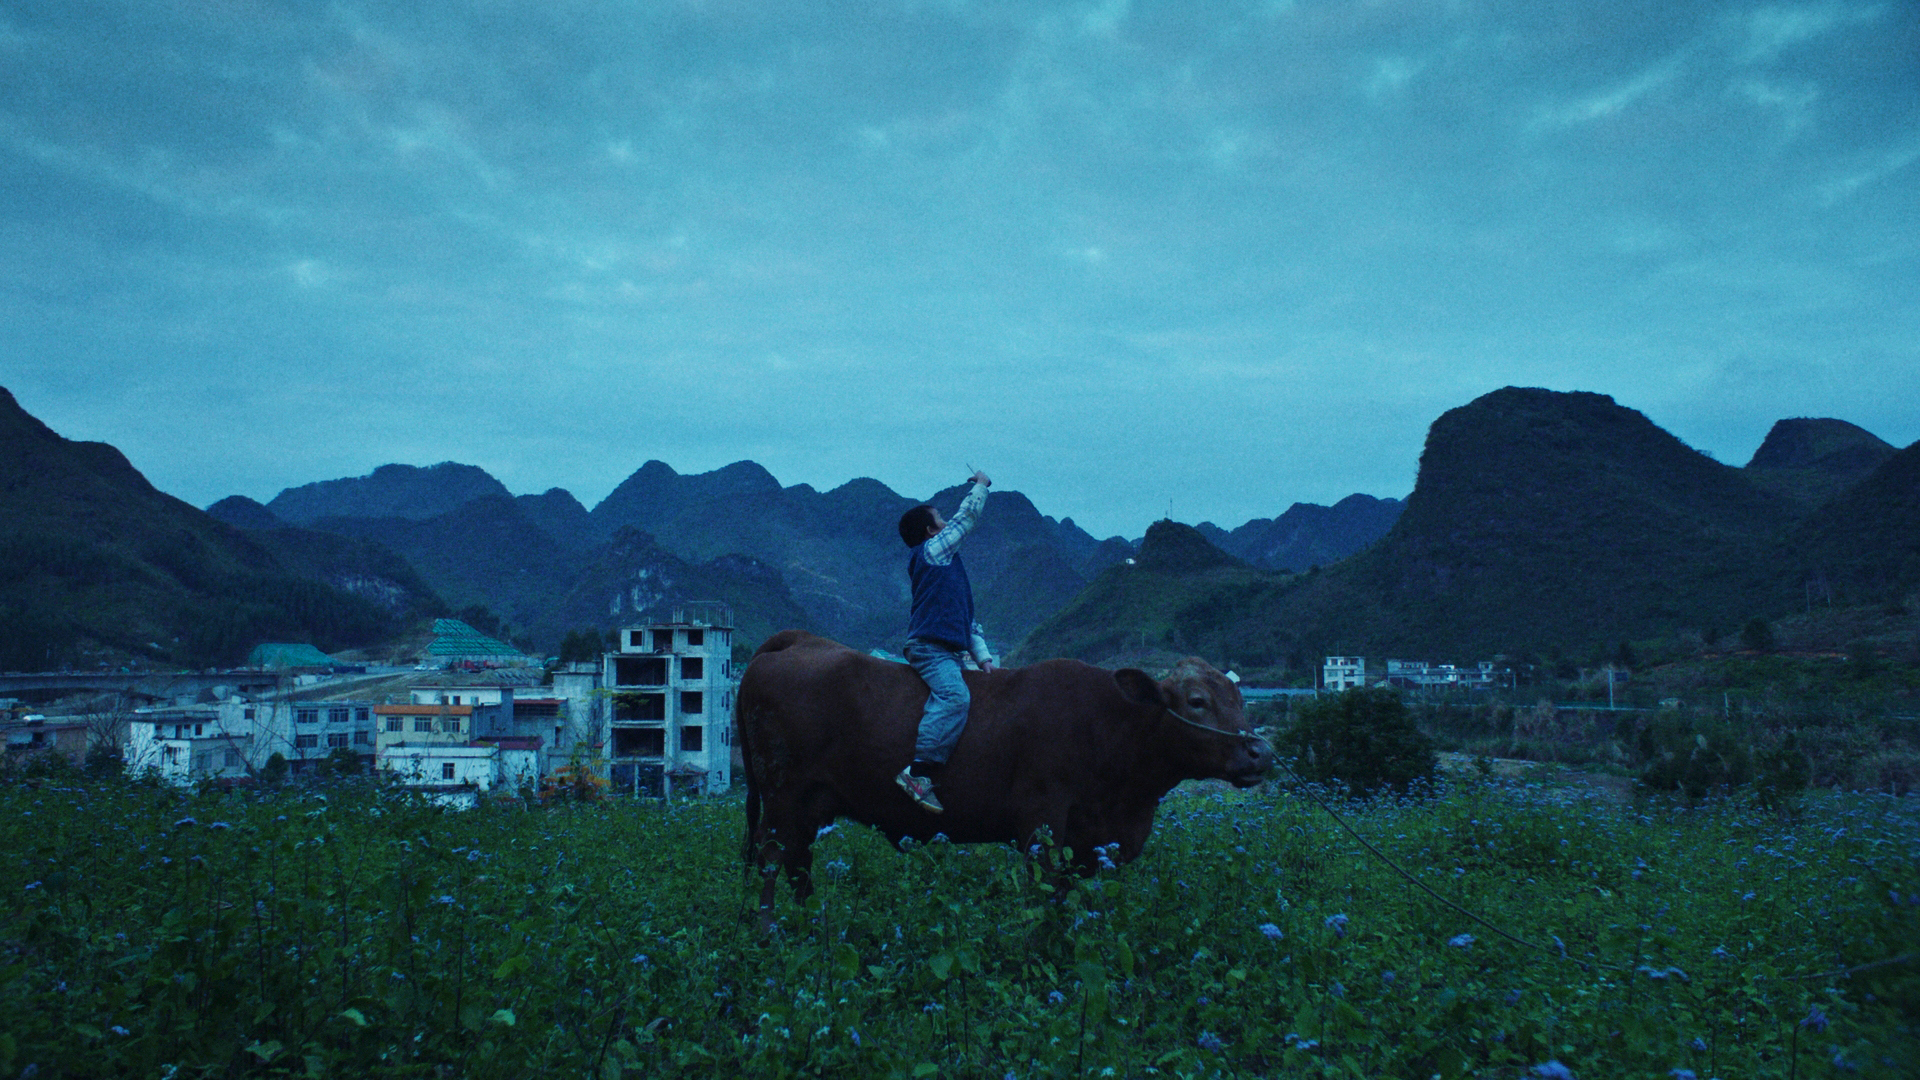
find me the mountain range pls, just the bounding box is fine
[200,444,1404,657]
[0,388,438,670]
[13,380,1903,676]
[1019,390,1918,670]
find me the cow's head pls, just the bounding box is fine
[1115,658,1273,787]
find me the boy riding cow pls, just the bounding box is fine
[894,469,995,814]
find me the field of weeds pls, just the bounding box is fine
[1,768,1915,1078]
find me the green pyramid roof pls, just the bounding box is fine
[427,619,523,658]
[248,643,337,669]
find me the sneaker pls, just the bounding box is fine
[895,767,944,814]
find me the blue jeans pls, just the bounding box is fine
[904,639,970,766]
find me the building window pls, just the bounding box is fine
[681,691,703,715]
[328,707,348,724]
[223,749,240,767]
[652,629,672,651]
[680,726,703,752]
[355,708,369,724]
[612,727,665,757]
[414,718,434,732]
[680,656,704,680]
[687,629,704,646]
[163,746,180,764]
[627,630,644,649]
[295,709,318,725]
[442,717,463,733]
[615,656,666,686]
[354,730,371,745]
[193,723,204,736]
[441,762,456,780]
[613,693,665,722]
[386,717,403,732]
[243,707,255,721]
[327,732,349,748]
[294,734,318,749]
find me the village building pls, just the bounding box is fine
[1322,656,1369,691]
[604,605,738,797]
[127,703,255,783]
[1323,656,1513,693]
[2,711,92,764]
[129,694,383,782]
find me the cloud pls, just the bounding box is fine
[1818,139,1920,205]
[1533,61,1681,127]
[1735,2,1884,64]
[1365,56,1425,99]
[286,259,331,288]
[1080,0,1131,38]
[1733,77,1819,134]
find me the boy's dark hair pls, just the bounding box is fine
[898,505,939,547]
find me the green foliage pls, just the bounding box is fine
[1636,714,1755,799]
[0,771,1912,1078]
[1754,732,1812,812]
[556,629,604,666]
[1742,617,1777,652]
[1278,688,1439,797]
[259,752,289,784]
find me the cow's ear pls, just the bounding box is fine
[1113,668,1165,708]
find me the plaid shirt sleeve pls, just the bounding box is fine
[920,481,988,566]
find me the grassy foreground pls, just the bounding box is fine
[1,770,1915,1078]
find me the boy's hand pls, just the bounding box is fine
[969,470,992,488]
[980,659,997,672]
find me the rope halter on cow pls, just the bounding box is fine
[1159,705,1273,756]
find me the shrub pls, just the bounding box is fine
[1635,713,1753,798]
[1277,688,1438,797]
[1753,731,1811,812]
[1741,617,1776,652]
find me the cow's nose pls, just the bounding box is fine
[1248,737,1275,771]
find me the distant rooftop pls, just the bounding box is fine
[248,643,337,670]
[426,619,524,660]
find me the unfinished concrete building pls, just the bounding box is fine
[603,604,737,797]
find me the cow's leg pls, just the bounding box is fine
[780,785,840,905]
[752,786,833,925]
[783,836,816,904]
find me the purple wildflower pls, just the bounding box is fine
[1196,1031,1227,1052]
[1448,933,1475,948]
[1802,1005,1829,1033]
[1259,922,1283,940]
[1530,1062,1575,1080]
[1324,914,1349,938]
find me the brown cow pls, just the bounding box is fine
[737,630,1273,911]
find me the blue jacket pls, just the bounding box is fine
[908,544,974,651]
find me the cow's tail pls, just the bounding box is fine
[738,689,762,877]
[738,631,812,878]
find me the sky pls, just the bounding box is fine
[2,0,1916,539]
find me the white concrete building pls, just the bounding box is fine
[1323,656,1369,691]
[128,705,254,783]
[604,605,738,797]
